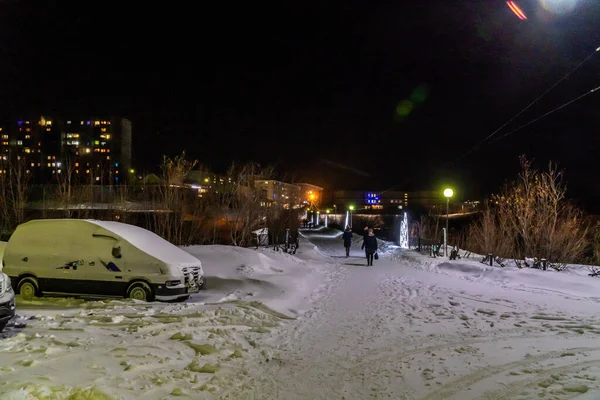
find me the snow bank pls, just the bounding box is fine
[0,238,330,399]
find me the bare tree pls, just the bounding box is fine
[52,156,78,218]
[467,156,589,266]
[222,163,273,247]
[150,153,199,245]
[6,157,32,228]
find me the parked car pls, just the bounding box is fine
[0,272,16,332]
[3,219,205,302]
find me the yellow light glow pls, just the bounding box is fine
[444,188,453,198]
[349,205,355,210]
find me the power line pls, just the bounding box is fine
[452,45,600,163]
[487,83,600,145]
[379,46,600,195]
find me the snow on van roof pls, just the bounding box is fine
[86,220,201,267]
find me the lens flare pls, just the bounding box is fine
[540,0,578,15]
[506,1,527,19]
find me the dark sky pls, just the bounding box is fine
[1,1,599,205]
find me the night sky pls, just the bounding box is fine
[1,1,599,206]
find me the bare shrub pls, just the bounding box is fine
[222,163,273,247]
[466,156,589,265]
[150,153,199,245]
[466,202,513,257]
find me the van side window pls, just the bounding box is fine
[112,246,122,259]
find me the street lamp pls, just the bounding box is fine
[349,205,355,229]
[443,188,453,257]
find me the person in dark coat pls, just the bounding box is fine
[342,226,353,257]
[361,228,378,266]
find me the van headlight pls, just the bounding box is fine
[165,280,182,287]
[3,276,12,293]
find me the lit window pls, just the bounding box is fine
[25,128,30,132]
[75,163,79,167]
[101,128,107,132]
[57,169,61,174]
[24,148,30,154]
[30,163,33,167]
[86,169,89,174]
[1,135,7,139]
[105,134,110,139]
[95,176,100,181]
[47,163,51,167]
[17,140,22,146]
[52,163,55,167]
[46,128,50,131]
[106,156,110,160]
[67,121,71,124]
[1,142,7,146]
[26,170,30,174]
[85,148,91,153]
[25,135,30,139]
[47,156,51,160]
[94,121,100,126]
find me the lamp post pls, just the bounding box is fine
[443,188,454,257]
[349,205,355,229]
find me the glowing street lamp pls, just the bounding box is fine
[349,205,355,229]
[443,188,453,257]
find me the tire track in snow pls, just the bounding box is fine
[420,347,600,400]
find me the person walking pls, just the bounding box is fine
[342,226,353,257]
[361,228,378,266]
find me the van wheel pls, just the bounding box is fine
[127,281,154,302]
[18,278,39,300]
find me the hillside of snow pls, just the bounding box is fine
[2,226,600,399]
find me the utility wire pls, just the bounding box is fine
[487,84,600,145]
[379,46,600,195]
[454,46,600,162]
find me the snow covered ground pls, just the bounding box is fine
[3,226,600,399]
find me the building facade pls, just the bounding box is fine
[324,190,407,214]
[296,183,324,207]
[255,180,300,209]
[0,116,132,184]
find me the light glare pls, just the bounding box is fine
[539,0,578,15]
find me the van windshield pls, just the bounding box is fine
[88,220,200,266]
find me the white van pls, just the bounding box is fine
[3,219,205,302]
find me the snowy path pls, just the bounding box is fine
[224,230,600,400]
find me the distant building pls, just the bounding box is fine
[255,180,300,209]
[324,189,473,214]
[0,116,132,184]
[296,183,324,207]
[324,190,407,214]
